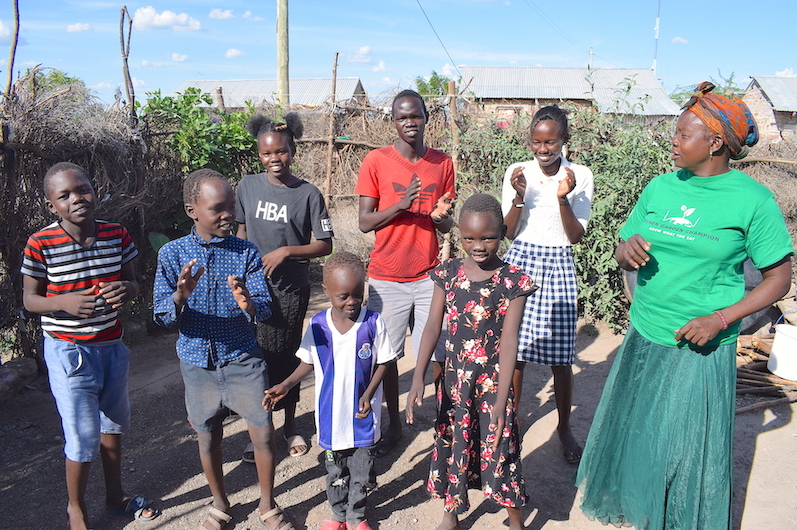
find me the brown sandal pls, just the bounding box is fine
[200,506,232,530]
[260,505,295,529]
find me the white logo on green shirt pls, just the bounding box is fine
[664,205,700,228]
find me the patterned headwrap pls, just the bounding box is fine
[681,81,758,160]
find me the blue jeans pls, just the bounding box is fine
[325,445,375,527]
[44,335,131,462]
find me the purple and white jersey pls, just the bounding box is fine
[296,308,396,451]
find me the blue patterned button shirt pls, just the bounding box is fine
[154,227,271,367]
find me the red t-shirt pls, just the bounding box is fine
[356,146,456,282]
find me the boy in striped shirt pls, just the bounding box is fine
[21,162,159,529]
[263,252,397,530]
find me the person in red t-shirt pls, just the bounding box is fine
[356,89,455,455]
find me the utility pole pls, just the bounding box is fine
[652,0,661,75]
[276,0,289,108]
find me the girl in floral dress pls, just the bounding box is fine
[407,194,537,530]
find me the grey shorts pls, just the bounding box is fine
[180,349,272,433]
[367,276,446,362]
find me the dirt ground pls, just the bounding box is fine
[2,286,796,530]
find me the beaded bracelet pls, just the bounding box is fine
[714,310,728,330]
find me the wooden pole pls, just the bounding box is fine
[441,80,460,260]
[119,6,138,127]
[324,53,339,204]
[276,0,290,109]
[3,0,20,104]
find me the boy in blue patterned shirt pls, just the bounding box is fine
[154,169,294,530]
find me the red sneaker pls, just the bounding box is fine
[320,520,346,530]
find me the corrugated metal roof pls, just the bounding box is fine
[173,78,365,107]
[459,66,680,116]
[748,76,797,112]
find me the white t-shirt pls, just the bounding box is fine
[296,308,397,451]
[501,157,594,246]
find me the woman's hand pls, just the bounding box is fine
[557,167,576,199]
[261,247,291,278]
[510,166,527,198]
[615,235,651,271]
[675,313,725,346]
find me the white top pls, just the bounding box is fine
[296,308,397,450]
[501,157,594,246]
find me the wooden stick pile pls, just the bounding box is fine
[736,334,797,413]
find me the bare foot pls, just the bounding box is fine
[435,512,461,530]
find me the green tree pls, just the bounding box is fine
[669,70,745,106]
[415,70,452,100]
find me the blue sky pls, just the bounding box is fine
[2,0,794,106]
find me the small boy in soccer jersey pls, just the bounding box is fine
[22,162,160,529]
[263,252,396,530]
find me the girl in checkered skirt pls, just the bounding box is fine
[500,106,594,464]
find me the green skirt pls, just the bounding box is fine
[576,325,735,529]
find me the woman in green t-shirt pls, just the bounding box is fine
[576,82,794,529]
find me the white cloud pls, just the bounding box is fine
[441,63,455,76]
[93,81,117,91]
[672,36,688,44]
[225,48,246,58]
[242,11,264,21]
[132,77,146,87]
[67,23,91,33]
[775,67,794,77]
[172,53,188,62]
[141,60,168,68]
[348,45,372,64]
[382,77,391,83]
[133,7,201,31]
[0,19,11,44]
[372,60,387,72]
[209,9,234,19]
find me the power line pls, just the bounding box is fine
[520,0,623,69]
[415,0,462,78]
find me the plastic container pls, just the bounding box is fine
[767,308,797,382]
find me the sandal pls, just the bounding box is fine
[375,435,401,457]
[563,442,583,465]
[200,506,231,530]
[242,442,256,464]
[107,494,161,521]
[260,505,295,529]
[285,434,309,457]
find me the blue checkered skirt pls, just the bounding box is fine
[503,241,577,365]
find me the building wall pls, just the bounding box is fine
[744,84,782,142]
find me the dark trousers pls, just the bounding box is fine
[325,445,375,526]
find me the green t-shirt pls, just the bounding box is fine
[620,169,794,348]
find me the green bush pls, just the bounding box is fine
[451,106,675,331]
[568,107,675,331]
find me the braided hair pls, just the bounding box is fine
[530,105,570,142]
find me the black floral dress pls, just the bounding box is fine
[426,258,536,514]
